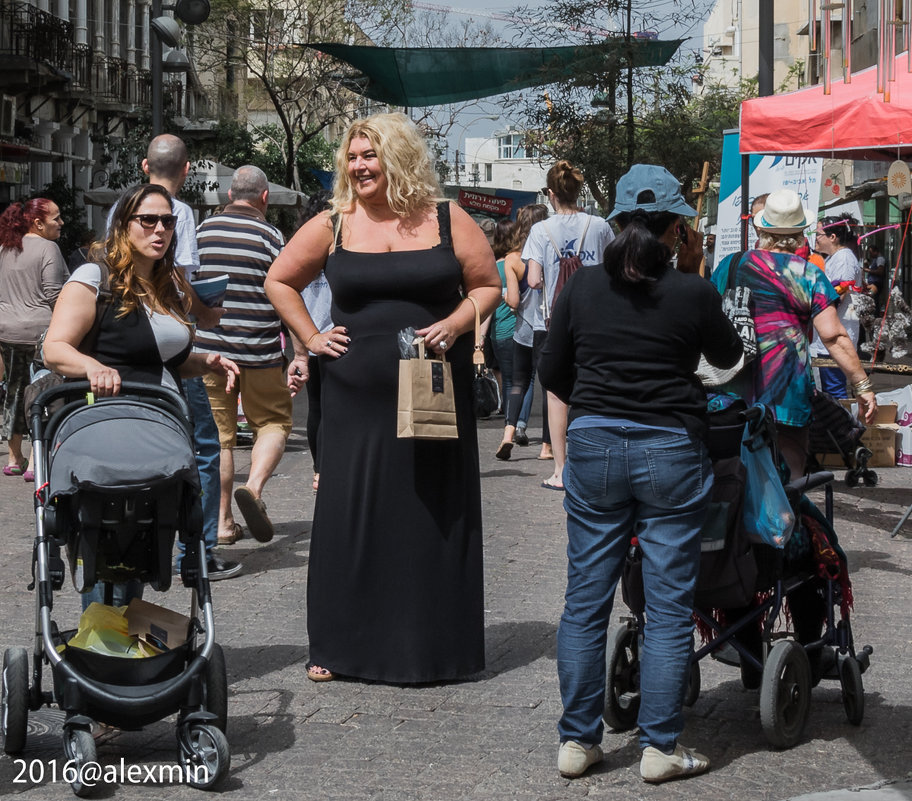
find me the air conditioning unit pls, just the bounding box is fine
[0,95,16,138]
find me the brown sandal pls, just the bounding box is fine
[217,522,243,546]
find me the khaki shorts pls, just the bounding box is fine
[203,365,293,449]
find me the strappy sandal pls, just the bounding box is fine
[306,663,335,682]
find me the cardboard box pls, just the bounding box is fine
[815,423,899,468]
[126,599,190,651]
[839,399,898,425]
[876,385,912,427]
[863,424,899,467]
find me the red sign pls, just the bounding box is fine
[458,190,513,216]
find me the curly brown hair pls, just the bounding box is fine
[508,203,549,254]
[88,184,191,328]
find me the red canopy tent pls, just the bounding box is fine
[740,53,912,160]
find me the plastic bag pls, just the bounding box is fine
[741,424,796,548]
[64,602,146,658]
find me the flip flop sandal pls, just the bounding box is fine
[495,442,513,461]
[306,663,335,682]
[234,486,275,543]
[541,480,565,492]
[3,460,27,476]
[217,522,243,546]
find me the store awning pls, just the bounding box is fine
[85,162,306,209]
[740,53,912,160]
[308,41,683,107]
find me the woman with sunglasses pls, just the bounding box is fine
[43,183,239,397]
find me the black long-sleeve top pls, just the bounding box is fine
[538,263,743,439]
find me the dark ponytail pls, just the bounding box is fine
[604,210,677,285]
[820,213,859,253]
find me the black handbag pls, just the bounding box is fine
[467,296,501,419]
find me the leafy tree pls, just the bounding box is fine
[505,0,746,210]
[190,0,414,190]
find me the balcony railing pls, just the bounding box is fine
[0,1,75,72]
[0,1,209,119]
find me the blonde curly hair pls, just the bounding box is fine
[330,112,442,218]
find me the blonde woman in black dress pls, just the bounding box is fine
[266,112,501,684]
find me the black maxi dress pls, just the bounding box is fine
[306,203,486,683]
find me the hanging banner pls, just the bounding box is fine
[716,129,822,266]
[458,190,513,216]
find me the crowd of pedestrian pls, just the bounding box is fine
[0,113,892,785]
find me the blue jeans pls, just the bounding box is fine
[491,336,532,427]
[817,366,848,399]
[81,580,144,611]
[179,377,220,562]
[556,425,712,752]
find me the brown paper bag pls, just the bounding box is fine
[397,338,458,440]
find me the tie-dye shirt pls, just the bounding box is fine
[711,249,838,427]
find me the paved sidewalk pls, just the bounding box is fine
[1,400,911,800]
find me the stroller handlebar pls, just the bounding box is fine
[29,380,192,428]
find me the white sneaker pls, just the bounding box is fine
[640,744,710,783]
[558,740,603,778]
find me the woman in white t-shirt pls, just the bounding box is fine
[811,213,862,398]
[522,161,614,490]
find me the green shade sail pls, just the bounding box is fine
[308,41,683,107]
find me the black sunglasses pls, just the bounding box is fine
[129,213,178,230]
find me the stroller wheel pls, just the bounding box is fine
[2,648,29,754]
[63,728,97,798]
[603,622,640,731]
[203,644,228,734]
[179,723,230,790]
[862,471,878,487]
[760,641,812,749]
[838,653,865,725]
[844,471,860,488]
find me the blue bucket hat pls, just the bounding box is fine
[608,164,697,219]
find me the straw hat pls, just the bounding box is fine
[753,189,811,235]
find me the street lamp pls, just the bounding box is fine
[453,114,499,185]
[150,0,211,135]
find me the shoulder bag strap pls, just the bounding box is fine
[726,251,745,292]
[577,214,592,254]
[466,295,485,371]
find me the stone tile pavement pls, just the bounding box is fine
[1,398,911,800]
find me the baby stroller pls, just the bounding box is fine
[605,403,872,749]
[807,390,877,487]
[1,382,230,796]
